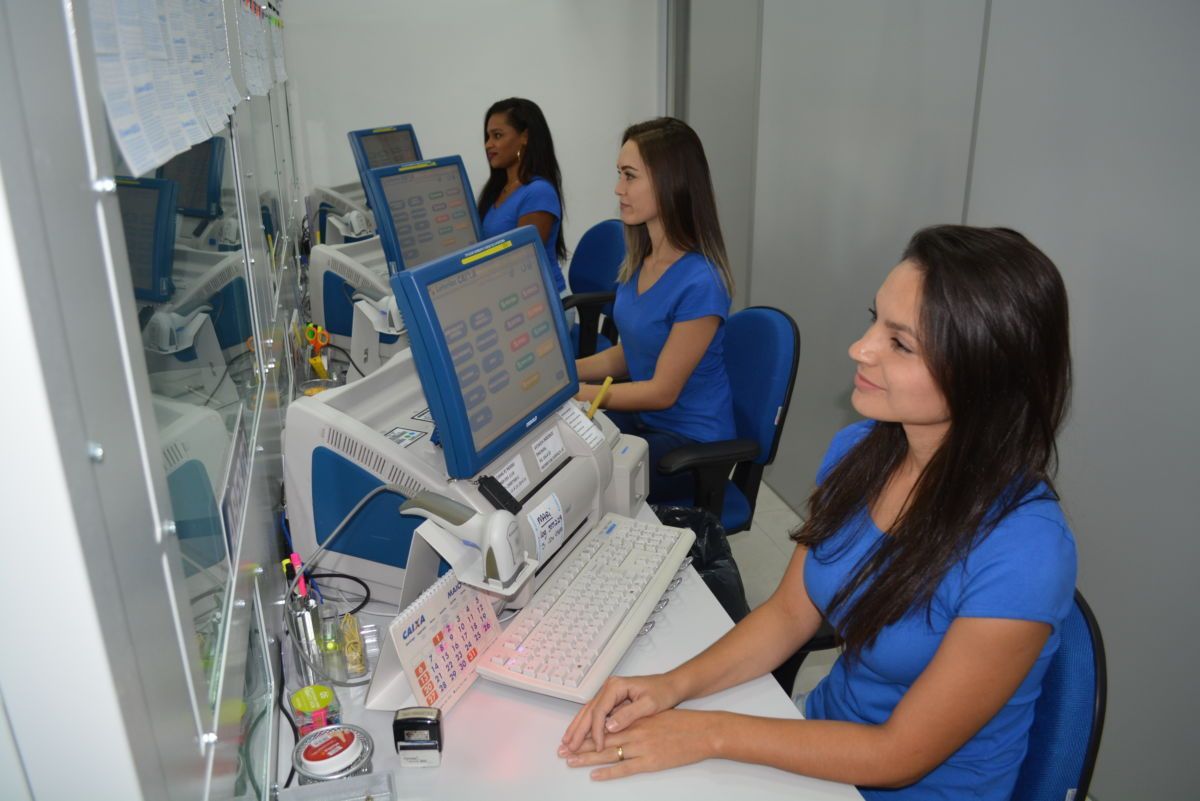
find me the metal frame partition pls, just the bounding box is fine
[0,1,303,798]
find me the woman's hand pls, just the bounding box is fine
[560,673,683,755]
[559,708,719,780]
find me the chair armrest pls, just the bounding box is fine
[658,438,760,475]
[562,290,616,311]
[658,438,760,520]
[771,618,839,695]
[563,291,618,357]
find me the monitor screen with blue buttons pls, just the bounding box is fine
[390,226,577,479]
[363,156,483,275]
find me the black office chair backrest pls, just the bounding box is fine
[1011,589,1107,801]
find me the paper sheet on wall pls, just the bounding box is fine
[159,0,206,143]
[92,0,248,173]
[240,3,268,97]
[163,0,207,143]
[91,1,156,176]
[272,22,288,83]
[139,0,188,158]
[115,0,174,169]
[189,2,228,132]
[210,0,239,111]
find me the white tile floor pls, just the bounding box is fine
[728,482,838,698]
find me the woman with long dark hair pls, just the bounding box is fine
[574,117,736,501]
[477,97,567,293]
[561,226,1078,800]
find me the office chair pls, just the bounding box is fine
[1012,589,1107,801]
[773,590,1107,801]
[656,305,800,534]
[561,219,624,358]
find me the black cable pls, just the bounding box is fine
[324,343,366,377]
[308,571,371,615]
[240,705,267,799]
[202,347,258,407]
[277,645,298,789]
[200,347,256,407]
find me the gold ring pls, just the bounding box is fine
[616,745,624,761]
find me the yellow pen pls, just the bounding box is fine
[587,376,614,420]
[309,354,330,380]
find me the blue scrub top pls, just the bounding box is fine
[804,421,1077,801]
[480,176,565,293]
[613,252,735,443]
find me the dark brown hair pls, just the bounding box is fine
[792,225,1072,657]
[477,98,567,262]
[617,118,733,293]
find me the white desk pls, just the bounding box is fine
[290,564,862,800]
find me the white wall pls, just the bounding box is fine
[749,0,986,495]
[966,2,1200,797]
[741,0,1199,796]
[282,0,661,262]
[684,0,763,305]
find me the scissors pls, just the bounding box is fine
[304,323,330,355]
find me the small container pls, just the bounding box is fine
[340,612,368,679]
[289,684,342,735]
[318,605,345,679]
[292,723,374,785]
[300,378,339,396]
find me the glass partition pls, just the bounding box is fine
[249,94,284,304]
[111,123,261,713]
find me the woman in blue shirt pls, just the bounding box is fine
[574,117,736,501]
[477,97,567,294]
[561,225,1077,801]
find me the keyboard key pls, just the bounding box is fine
[476,513,694,703]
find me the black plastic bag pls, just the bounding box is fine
[652,505,751,623]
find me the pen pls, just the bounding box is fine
[587,376,613,420]
[291,552,308,597]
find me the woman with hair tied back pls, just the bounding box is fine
[560,225,1078,801]
[574,117,736,502]
[477,97,568,294]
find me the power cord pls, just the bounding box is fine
[282,484,408,688]
[325,342,366,377]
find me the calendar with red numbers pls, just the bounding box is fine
[370,571,500,713]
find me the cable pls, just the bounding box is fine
[240,705,267,799]
[283,484,407,599]
[282,484,408,687]
[308,571,371,615]
[277,643,298,789]
[325,343,366,377]
[202,347,258,407]
[280,509,293,551]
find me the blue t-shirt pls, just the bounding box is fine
[480,176,565,294]
[804,421,1077,801]
[612,253,735,443]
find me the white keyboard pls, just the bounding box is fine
[476,512,695,703]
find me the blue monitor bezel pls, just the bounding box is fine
[156,137,224,219]
[361,156,483,276]
[390,226,579,480]
[347,124,423,180]
[117,176,179,303]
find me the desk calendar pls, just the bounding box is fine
[365,571,500,712]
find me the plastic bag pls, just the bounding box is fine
[652,505,751,623]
